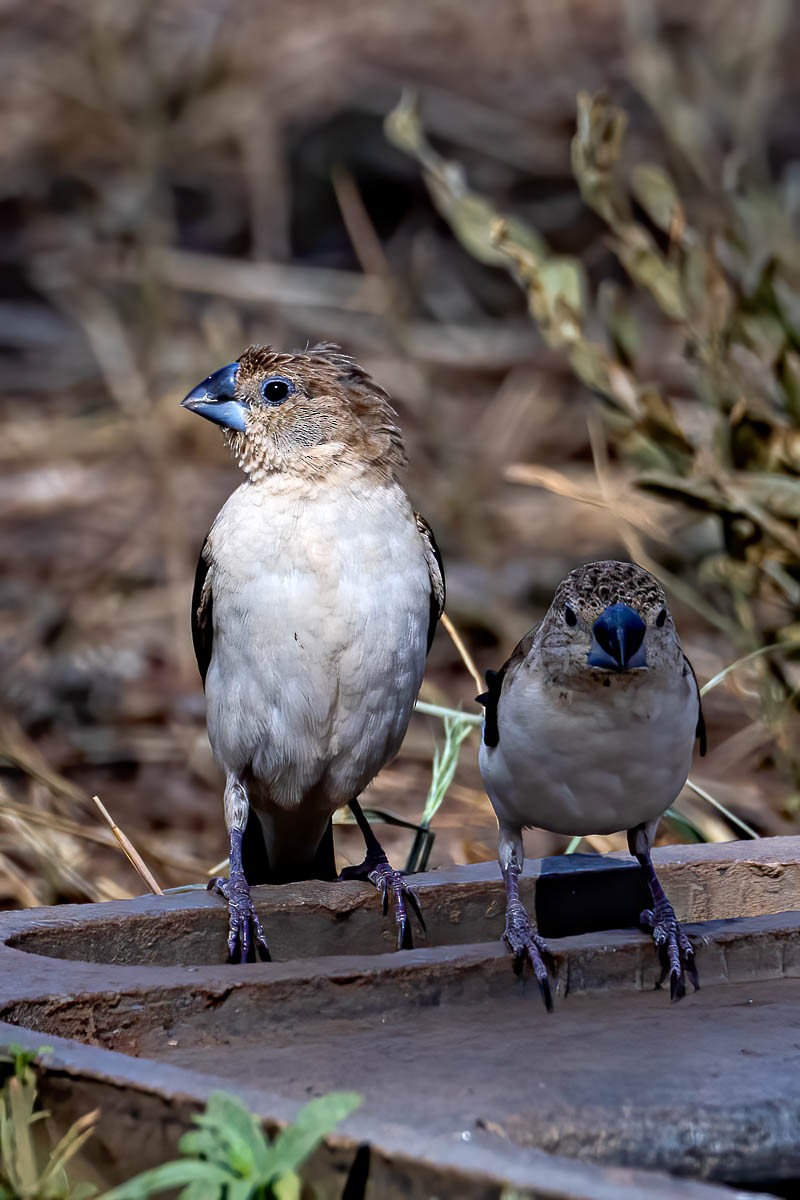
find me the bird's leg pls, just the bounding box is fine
[500,829,553,1011]
[208,775,270,964]
[338,798,424,950]
[629,824,698,1001]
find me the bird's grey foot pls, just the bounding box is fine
[640,898,698,1001]
[208,872,271,964]
[339,855,425,950]
[504,898,553,1012]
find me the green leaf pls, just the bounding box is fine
[8,1075,38,1193]
[662,807,706,843]
[631,163,683,233]
[614,241,688,321]
[223,1178,258,1200]
[0,1046,52,1079]
[69,1185,99,1200]
[385,92,547,269]
[421,169,548,269]
[271,1175,301,1200]
[179,1182,217,1200]
[102,1159,231,1200]
[537,258,586,321]
[182,1092,268,1178]
[266,1093,361,1179]
[420,713,474,828]
[100,1090,360,1200]
[597,279,640,363]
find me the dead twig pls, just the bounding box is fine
[92,795,163,896]
[440,612,484,695]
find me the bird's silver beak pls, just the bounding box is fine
[181,362,248,432]
[588,603,647,671]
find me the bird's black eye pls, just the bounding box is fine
[564,605,578,627]
[655,608,667,627]
[261,377,292,405]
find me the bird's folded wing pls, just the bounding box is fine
[415,512,446,653]
[683,653,708,756]
[476,629,536,748]
[191,536,214,685]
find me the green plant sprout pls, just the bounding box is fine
[0,1051,359,1200]
[419,713,475,832]
[404,704,477,872]
[102,1090,361,1200]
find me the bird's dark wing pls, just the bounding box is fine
[476,629,536,749]
[683,654,707,756]
[415,512,445,653]
[191,536,214,686]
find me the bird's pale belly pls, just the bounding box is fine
[204,480,430,812]
[502,746,689,836]
[481,672,697,837]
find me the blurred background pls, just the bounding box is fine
[1,0,799,907]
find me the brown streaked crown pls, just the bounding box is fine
[507,560,675,692]
[530,558,681,684]
[554,560,666,622]
[227,342,407,480]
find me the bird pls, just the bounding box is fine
[181,342,444,963]
[477,559,706,1010]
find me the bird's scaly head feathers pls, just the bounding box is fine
[181,342,407,482]
[533,560,683,684]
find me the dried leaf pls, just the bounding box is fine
[637,472,726,511]
[737,312,786,367]
[734,473,800,520]
[572,91,629,225]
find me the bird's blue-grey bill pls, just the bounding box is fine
[181,362,248,431]
[588,602,647,671]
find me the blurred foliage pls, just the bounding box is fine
[387,47,800,777]
[0,1047,97,1200]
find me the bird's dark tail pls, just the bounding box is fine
[241,809,337,885]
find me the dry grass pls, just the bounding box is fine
[0,0,798,908]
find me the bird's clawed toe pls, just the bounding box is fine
[340,857,425,950]
[208,873,271,964]
[369,862,425,951]
[504,917,554,1012]
[640,902,698,1001]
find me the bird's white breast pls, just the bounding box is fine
[479,662,698,836]
[204,471,430,813]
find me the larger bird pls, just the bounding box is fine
[182,343,444,962]
[478,560,706,1009]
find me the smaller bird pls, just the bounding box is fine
[478,560,706,1010]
